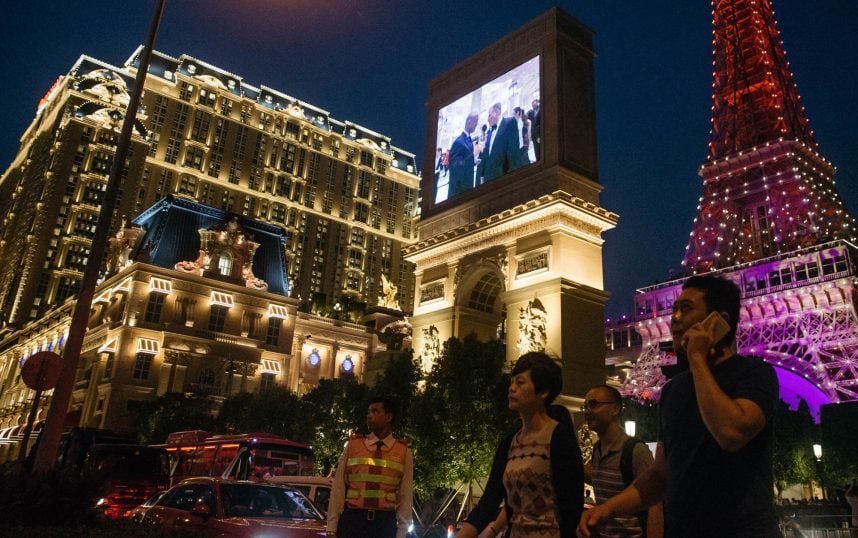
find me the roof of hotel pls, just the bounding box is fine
[130,195,290,296]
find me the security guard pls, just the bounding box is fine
[327,397,413,538]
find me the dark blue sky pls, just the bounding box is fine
[2,1,856,319]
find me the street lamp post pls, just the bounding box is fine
[813,443,827,501]
[31,0,167,474]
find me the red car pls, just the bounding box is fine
[136,477,327,536]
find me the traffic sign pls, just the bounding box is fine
[20,351,62,391]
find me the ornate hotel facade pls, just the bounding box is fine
[0,48,419,329]
[0,49,418,458]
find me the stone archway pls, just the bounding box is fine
[454,261,506,342]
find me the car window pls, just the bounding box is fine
[220,484,322,519]
[160,484,215,512]
[314,487,331,513]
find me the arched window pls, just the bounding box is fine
[218,253,233,276]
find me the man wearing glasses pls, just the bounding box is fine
[578,275,780,537]
[582,385,663,537]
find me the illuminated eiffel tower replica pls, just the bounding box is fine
[620,0,858,407]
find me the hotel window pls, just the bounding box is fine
[217,253,233,276]
[285,121,299,140]
[322,192,333,214]
[266,317,282,346]
[360,150,373,168]
[184,146,204,170]
[357,171,371,199]
[349,249,363,269]
[208,305,228,333]
[208,153,223,178]
[150,95,168,133]
[198,89,216,108]
[144,292,166,323]
[276,176,291,197]
[339,197,351,219]
[291,183,303,203]
[178,174,198,195]
[191,110,212,142]
[240,104,252,124]
[198,368,216,387]
[303,186,316,209]
[260,373,276,391]
[350,227,365,247]
[220,97,233,116]
[179,81,194,101]
[132,353,153,380]
[271,204,286,223]
[354,202,369,224]
[57,277,80,303]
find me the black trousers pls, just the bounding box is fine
[337,507,397,538]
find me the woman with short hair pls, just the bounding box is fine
[457,352,584,537]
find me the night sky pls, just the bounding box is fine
[2,1,856,319]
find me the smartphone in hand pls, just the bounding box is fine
[700,311,730,344]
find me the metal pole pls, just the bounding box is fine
[31,0,166,475]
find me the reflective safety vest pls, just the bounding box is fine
[344,437,407,510]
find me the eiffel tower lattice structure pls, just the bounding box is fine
[619,0,858,407]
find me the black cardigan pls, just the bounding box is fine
[464,421,584,537]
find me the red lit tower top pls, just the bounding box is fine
[681,0,855,274]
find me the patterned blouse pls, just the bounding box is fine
[503,423,561,538]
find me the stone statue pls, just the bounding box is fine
[379,273,400,310]
[517,298,548,355]
[421,325,441,373]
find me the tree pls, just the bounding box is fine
[127,393,216,444]
[217,387,308,442]
[820,401,858,489]
[301,377,370,474]
[772,399,816,497]
[410,336,514,496]
[370,349,421,438]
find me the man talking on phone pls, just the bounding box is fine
[578,275,780,537]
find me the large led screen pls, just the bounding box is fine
[433,56,541,205]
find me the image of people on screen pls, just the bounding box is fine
[433,56,540,205]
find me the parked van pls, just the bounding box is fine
[269,475,333,515]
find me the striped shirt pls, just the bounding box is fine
[591,433,651,537]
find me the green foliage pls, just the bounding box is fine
[370,349,421,436]
[409,336,514,496]
[300,377,370,475]
[772,399,817,496]
[127,393,216,444]
[217,387,308,442]
[820,401,858,487]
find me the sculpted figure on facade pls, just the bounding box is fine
[496,251,509,282]
[421,325,441,373]
[105,222,143,277]
[379,273,400,310]
[517,298,548,355]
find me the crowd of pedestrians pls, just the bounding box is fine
[326,275,854,538]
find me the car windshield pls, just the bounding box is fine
[220,483,322,520]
